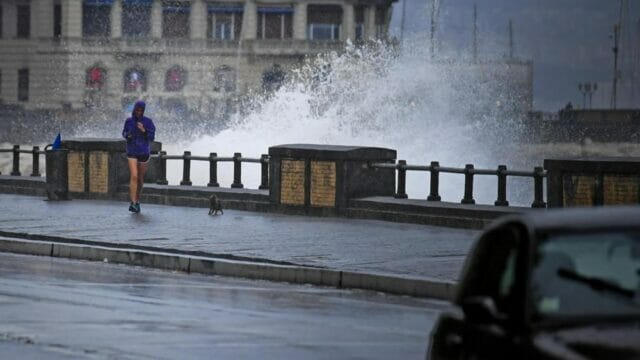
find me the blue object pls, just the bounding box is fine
[257,6,293,13]
[84,0,114,5]
[52,133,61,150]
[122,0,153,5]
[208,4,244,13]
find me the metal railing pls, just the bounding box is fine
[0,145,44,177]
[370,160,547,208]
[154,151,270,190]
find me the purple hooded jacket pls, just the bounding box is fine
[122,101,156,156]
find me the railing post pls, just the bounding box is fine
[11,145,21,176]
[532,166,546,208]
[495,165,509,206]
[207,152,219,187]
[427,161,441,201]
[231,152,243,188]
[259,154,269,190]
[180,151,192,186]
[394,160,408,199]
[461,164,475,204]
[157,151,169,185]
[31,146,41,177]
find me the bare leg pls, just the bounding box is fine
[136,162,148,203]
[127,158,139,203]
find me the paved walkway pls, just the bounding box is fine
[0,194,477,282]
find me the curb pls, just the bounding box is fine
[0,237,457,301]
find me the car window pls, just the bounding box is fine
[458,224,523,314]
[530,231,640,319]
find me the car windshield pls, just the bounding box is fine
[530,231,640,320]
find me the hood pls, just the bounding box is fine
[534,322,640,360]
[132,100,146,118]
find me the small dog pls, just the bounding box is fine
[208,194,223,215]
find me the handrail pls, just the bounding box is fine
[370,160,547,208]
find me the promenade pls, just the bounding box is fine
[0,193,477,299]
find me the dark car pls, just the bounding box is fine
[428,206,640,360]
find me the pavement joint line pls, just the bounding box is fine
[0,236,457,300]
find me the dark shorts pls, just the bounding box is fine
[127,154,150,163]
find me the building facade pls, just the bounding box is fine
[0,0,394,113]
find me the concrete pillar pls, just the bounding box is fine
[342,3,354,42]
[33,0,54,38]
[111,0,122,38]
[364,5,375,40]
[292,2,307,40]
[61,0,82,38]
[3,2,17,39]
[190,0,206,39]
[151,0,162,38]
[241,0,257,40]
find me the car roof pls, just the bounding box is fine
[499,206,640,233]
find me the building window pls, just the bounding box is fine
[163,1,190,38]
[213,66,236,92]
[262,64,285,92]
[86,66,106,89]
[18,69,29,101]
[83,0,112,37]
[122,0,152,37]
[54,3,62,38]
[375,6,386,38]
[165,66,186,91]
[355,6,364,41]
[208,3,243,40]
[124,67,146,92]
[0,6,4,38]
[307,5,341,40]
[17,5,31,38]
[257,7,292,39]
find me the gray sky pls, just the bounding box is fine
[389,0,640,111]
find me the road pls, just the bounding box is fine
[0,252,446,359]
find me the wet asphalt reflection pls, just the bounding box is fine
[0,252,446,359]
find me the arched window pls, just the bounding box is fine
[165,66,187,92]
[123,67,146,92]
[213,66,236,92]
[86,66,106,89]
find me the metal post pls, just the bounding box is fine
[461,164,475,204]
[157,151,168,185]
[495,165,509,206]
[427,161,441,201]
[31,146,41,177]
[532,166,546,208]
[11,145,21,176]
[259,154,269,190]
[207,152,219,187]
[394,160,408,199]
[231,152,243,188]
[180,151,192,186]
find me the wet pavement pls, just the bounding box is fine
[0,194,478,282]
[0,252,444,359]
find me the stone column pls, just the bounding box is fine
[342,3,354,42]
[292,2,307,40]
[2,2,17,39]
[364,5,375,40]
[241,0,257,40]
[62,0,82,38]
[151,0,163,38]
[190,0,206,39]
[33,0,54,38]
[111,0,122,38]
